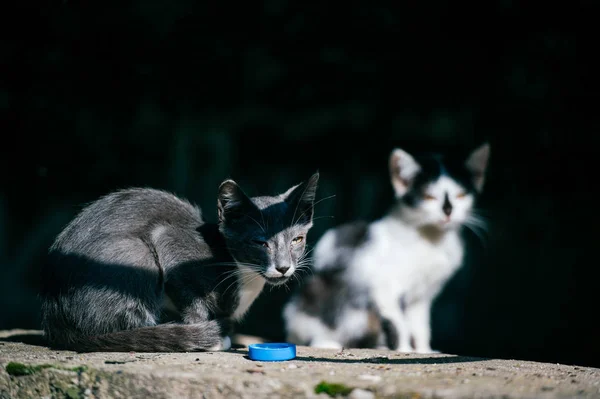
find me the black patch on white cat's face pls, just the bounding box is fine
[390,143,490,228]
[217,172,319,286]
[402,155,474,205]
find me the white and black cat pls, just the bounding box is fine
[41,172,319,352]
[283,144,490,353]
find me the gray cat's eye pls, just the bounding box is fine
[292,236,304,245]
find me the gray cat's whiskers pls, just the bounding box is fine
[199,261,260,269]
[220,264,266,299]
[294,251,315,278]
[211,268,254,293]
[293,194,336,226]
[298,244,316,260]
[297,247,315,270]
[292,273,302,286]
[290,182,313,227]
[291,267,310,286]
[295,264,313,279]
[222,269,261,297]
[210,261,265,293]
[259,207,267,233]
[312,216,335,222]
[244,213,267,234]
[210,269,247,293]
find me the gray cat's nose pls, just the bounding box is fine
[275,265,290,275]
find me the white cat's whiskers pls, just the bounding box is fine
[463,223,487,247]
[463,212,490,248]
[466,211,489,232]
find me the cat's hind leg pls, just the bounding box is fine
[42,237,166,350]
[153,225,233,350]
[283,301,344,349]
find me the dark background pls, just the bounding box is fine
[2,1,599,368]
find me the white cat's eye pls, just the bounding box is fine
[423,194,436,200]
[292,236,304,245]
[456,192,467,199]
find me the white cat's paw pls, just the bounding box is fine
[310,339,343,350]
[415,347,439,354]
[208,336,232,351]
[397,344,414,353]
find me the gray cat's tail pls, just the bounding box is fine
[55,322,226,353]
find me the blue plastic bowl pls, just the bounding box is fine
[248,343,296,361]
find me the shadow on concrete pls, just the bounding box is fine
[0,332,48,347]
[237,351,488,365]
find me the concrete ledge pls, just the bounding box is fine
[0,330,598,398]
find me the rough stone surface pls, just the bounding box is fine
[0,330,598,399]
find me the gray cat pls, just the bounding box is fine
[41,172,319,352]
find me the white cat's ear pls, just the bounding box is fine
[389,148,421,197]
[284,171,319,225]
[217,179,255,224]
[465,142,490,192]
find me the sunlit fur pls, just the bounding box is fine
[41,173,319,352]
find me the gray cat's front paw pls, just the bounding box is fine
[208,336,232,351]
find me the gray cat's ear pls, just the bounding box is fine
[217,179,255,224]
[389,148,421,197]
[465,142,490,192]
[284,172,319,225]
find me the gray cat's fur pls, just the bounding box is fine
[41,172,319,352]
